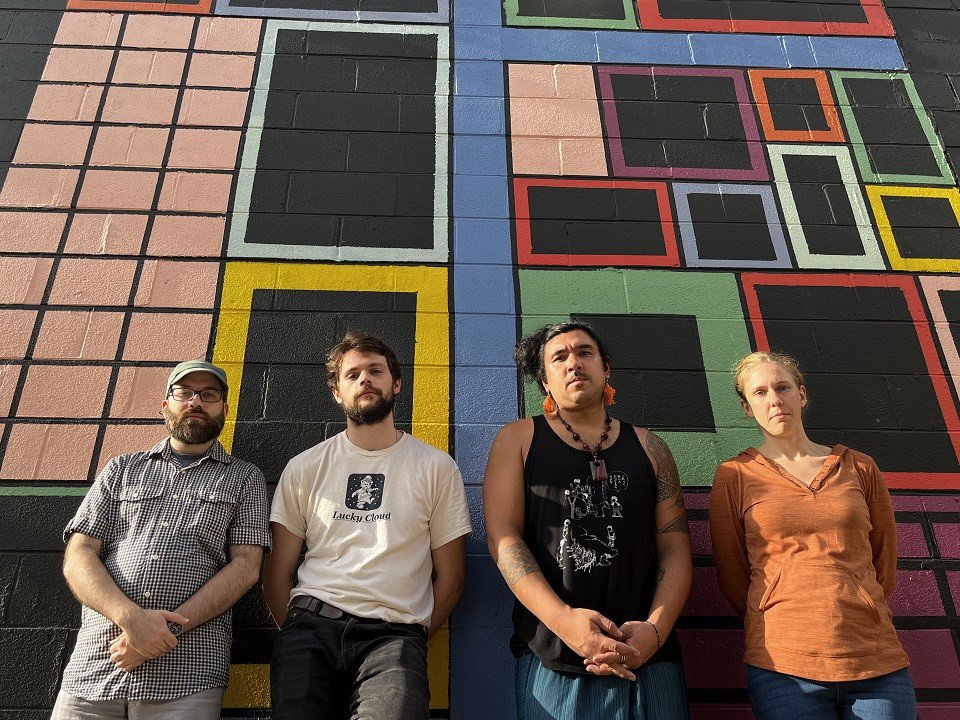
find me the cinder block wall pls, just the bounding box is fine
[1,0,959,717]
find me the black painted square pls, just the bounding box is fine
[0,496,79,553]
[517,0,626,20]
[781,154,864,256]
[232,289,417,482]
[656,0,867,23]
[881,194,960,259]
[526,185,667,256]
[229,0,439,14]
[610,73,753,171]
[762,77,829,132]
[245,29,438,250]
[573,313,715,431]
[754,284,960,472]
[687,191,776,261]
[843,77,943,177]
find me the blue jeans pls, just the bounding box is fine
[747,665,916,720]
[515,653,690,720]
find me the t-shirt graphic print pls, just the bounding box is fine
[346,473,384,510]
[558,470,629,573]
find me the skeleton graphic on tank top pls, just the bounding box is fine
[558,471,629,572]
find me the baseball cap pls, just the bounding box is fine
[167,360,228,394]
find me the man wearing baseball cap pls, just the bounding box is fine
[52,360,271,719]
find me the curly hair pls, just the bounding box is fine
[515,321,611,395]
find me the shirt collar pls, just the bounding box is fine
[744,444,847,473]
[148,438,233,465]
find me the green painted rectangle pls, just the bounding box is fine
[831,70,954,186]
[503,0,639,29]
[518,268,759,486]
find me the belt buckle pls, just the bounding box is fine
[318,602,344,619]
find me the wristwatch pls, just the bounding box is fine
[167,621,184,637]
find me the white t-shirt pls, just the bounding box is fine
[270,431,472,626]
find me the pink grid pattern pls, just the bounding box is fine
[0,12,261,481]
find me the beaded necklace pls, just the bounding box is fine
[555,410,612,483]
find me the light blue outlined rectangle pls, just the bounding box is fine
[673,182,792,269]
[229,20,450,263]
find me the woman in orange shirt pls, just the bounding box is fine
[709,351,915,720]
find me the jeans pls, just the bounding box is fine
[747,665,917,720]
[270,606,430,720]
[50,688,224,720]
[515,653,690,720]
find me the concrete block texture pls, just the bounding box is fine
[0,1,956,718]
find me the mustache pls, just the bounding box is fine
[177,407,210,419]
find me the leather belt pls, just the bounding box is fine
[289,594,353,620]
[287,595,427,638]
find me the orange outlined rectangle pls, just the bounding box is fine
[748,69,845,143]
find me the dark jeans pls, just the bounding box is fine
[747,665,916,720]
[271,606,430,720]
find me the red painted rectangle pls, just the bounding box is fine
[513,177,679,267]
[636,0,893,36]
[67,0,211,12]
[741,272,960,491]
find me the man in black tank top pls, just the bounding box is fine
[484,322,693,720]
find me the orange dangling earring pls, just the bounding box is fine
[603,382,616,406]
[543,393,557,415]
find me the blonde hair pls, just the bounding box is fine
[733,351,805,401]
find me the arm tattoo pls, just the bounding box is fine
[658,514,689,535]
[498,541,543,590]
[647,432,681,505]
[647,433,689,534]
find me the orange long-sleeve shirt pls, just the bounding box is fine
[709,445,909,681]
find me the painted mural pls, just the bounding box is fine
[0,0,958,716]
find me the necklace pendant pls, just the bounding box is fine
[591,458,608,483]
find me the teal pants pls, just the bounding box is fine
[515,653,690,720]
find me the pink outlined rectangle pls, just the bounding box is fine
[920,276,960,407]
[597,65,767,181]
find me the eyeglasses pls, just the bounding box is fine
[168,387,224,403]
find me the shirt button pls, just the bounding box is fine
[151,554,159,560]
[209,494,215,499]
[143,591,152,598]
[172,494,179,500]
[162,521,169,528]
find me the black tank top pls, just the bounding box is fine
[509,414,683,673]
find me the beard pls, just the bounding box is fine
[344,388,396,426]
[164,406,226,445]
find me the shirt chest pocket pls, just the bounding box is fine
[118,484,163,532]
[185,489,237,552]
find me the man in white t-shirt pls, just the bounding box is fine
[263,331,472,720]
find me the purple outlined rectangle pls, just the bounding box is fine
[597,65,767,181]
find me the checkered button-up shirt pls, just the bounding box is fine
[60,439,271,701]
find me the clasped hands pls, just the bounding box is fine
[557,607,660,682]
[109,609,190,673]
